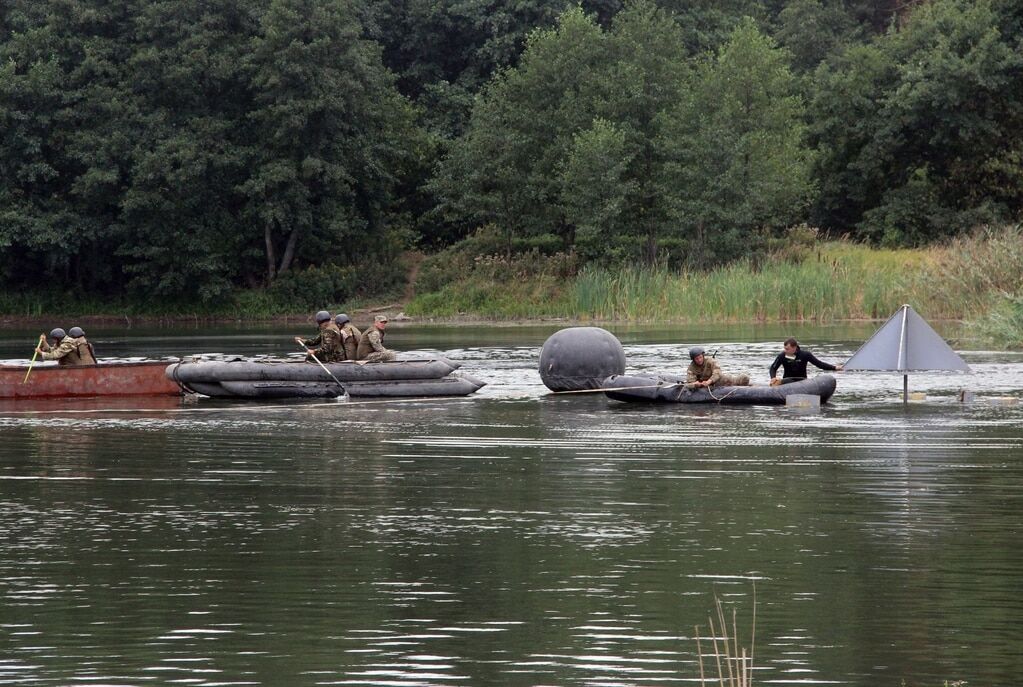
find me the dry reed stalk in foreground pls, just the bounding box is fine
[696,584,756,687]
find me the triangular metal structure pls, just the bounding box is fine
[845,304,970,402]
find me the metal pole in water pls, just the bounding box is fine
[898,305,909,405]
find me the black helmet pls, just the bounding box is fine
[688,346,705,360]
[335,313,350,326]
[49,328,67,341]
[69,326,85,338]
[314,310,331,323]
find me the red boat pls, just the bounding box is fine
[0,361,182,399]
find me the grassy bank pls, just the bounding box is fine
[405,226,1023,347]
[0,269,408,324]
[0,291,399,323]
[3,227,1020,349]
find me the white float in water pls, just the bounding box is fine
[785,393,821,410]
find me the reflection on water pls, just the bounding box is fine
[0,324,1021,686]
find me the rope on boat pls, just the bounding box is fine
[557,381,746,403]
[707,387,740,403]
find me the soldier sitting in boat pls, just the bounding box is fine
[356,315,396,363]
[685,347,749,389]
[769,337,842,385]
[294,310,344,363]
[36,327,98,366]
[334,313,362,361]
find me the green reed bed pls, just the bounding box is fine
[405,227,1023,346]
[572,245,922,322]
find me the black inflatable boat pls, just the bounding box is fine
[166,358,485,399]
[603,374,836,405]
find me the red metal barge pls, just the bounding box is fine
[0,361,182,399]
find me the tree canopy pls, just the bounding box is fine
[0,0,1020,303]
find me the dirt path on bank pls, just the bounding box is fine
[401,251,425,307]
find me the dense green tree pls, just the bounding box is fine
[0,0,136,290]
[775,0,860,72]
[812,0,1023,244]
[658,17,814,266]
[242,0,415,283]
[431,6,612,250]
[559,119,636,261]
[0,0,419,300]
[2,0,1021,306]
[119,0,257,298]
[435,2,692,262]
[361,0,573,138]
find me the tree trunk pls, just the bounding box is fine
[278,227,300,275]
[265,225,277,281]
[696,220,705,269]
[645,231,657,266]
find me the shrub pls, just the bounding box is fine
[267,265,358,310]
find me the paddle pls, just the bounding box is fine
[23,334,44,384]
[299,343,346,398]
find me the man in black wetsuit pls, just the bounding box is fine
[769,337,843,385]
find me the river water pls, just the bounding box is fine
[1,323,1021,686]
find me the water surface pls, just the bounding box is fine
[1,323,1021,686]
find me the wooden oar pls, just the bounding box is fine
[22,335,44,384]
[300,344,346,397]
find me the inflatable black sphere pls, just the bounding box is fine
[539,326,626,391]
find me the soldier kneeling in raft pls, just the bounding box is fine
[294,310,344,363]
[685,347,750,389]
[356,315,396,363]
[36,326,97,366]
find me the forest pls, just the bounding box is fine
[1,0,1021,312]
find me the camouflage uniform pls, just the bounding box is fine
[303,322,344,363]
[356,327,396,363]
[686,357,749,388]
[339,323,362,362]
[40,336,97,366]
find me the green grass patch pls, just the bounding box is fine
[407,226,1023,348]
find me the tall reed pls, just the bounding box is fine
[571,244,920,323]
[696,586,757,687]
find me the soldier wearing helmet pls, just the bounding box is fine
[334,313,362,361]
[36,327,97,366]
[294,310,343,363]
[685,346,749,389]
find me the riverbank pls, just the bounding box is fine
[4,228,1020,348]
[402,227,1022,348]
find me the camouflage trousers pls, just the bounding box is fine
[361,350,396,363]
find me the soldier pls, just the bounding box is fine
[356,315,396,363]
[334,313,362,362]
[685,346,750,389]
[67,326,97,364]
[294,310,343,363]
[36,327,97,366]
[769,337,842,385]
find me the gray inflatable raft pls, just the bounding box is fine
[182,376,485,399]
[168,358,459,384]
[603,374,837,405]
[165,358,485,399]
